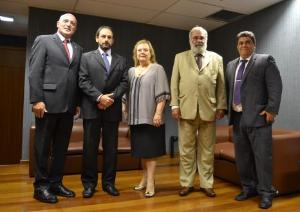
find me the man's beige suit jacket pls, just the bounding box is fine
[170,50,227,121]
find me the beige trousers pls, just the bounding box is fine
[178,115,216,188]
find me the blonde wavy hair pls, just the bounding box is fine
[132,39,157,67]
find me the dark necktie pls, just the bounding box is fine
[63,39,71,61]
[102,53,110,74]
[196,54,202,70]
[233,60,247,105]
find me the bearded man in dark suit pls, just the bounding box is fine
[225,31,282,209]
[79,26,128,198]
[29,13,83,203]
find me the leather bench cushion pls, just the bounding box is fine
[215,129,300,163]
[118,122,129,137]
[216,125,230,143]
[67,138,132,154]
[272,128,298,136]
[68,141,83,154]
[214,142,235,162]
[69,121,130,143]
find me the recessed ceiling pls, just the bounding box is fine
[0,0,284,36]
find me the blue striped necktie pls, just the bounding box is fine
[102,53,110,74]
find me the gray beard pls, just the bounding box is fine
[190,43,207,55]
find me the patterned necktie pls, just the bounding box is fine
[233,60,247,105]
[102,53,110,74]
[63,39,71,61]
[196,54,202,70]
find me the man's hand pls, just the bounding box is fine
[32,102,46,118]
[97,93,114,110]
[172,108,181,121]
[74,106,80,120]
[216,109,225,120]
[97,103,105,110]
[260,110,276,124]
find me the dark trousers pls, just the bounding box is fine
[34,113,73,189]
[81,118,119,190]
[232,112,273,197]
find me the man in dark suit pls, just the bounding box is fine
[79,26,128,198]
[225,31,282,209]
[29,13,82,203]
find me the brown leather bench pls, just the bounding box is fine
[169,125,231,158]
[29,121,141,177]
[214,126,300,195]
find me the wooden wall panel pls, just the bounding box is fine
[0,47,25,164]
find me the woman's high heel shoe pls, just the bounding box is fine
[133,185,146,191]
[144,190,155,198]
[134,176,147,191]
[144,181,155,198]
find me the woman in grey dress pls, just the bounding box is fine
[124,39,170,197]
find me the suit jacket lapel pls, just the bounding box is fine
[188,50,210,72]
[70,42,78,65]
[187,50,199,71]
[52,34,70,63]
[230,58,239,91]
[242,54,256,84]
[109,53,120,75]
[201,51,210,71]
[94,50,106,70]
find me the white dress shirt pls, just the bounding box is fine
[98,48,112,65]
[57,31,73,59]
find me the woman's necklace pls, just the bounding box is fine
[135,64,151,77]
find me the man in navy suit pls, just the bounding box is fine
[225,31,282,209]
[29,13,82,203]
[79,26,128,198]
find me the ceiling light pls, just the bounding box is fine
[0,16,14,22]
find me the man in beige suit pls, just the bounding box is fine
[170,26,226,197]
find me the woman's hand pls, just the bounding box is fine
[153,113,162,127]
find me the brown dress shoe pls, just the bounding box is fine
[179,187,194,196]
[200,188,216,197]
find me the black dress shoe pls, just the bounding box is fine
[259,197,272,209]
[272,188,279,197]
[34,188,58,204]
[103,185,120,196]
[235,190,258,201]
[51,184,75,198]
[82,187,95,198]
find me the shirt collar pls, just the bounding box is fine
[239,54,252,62]
[193,50,206,57]
[56,31,70,42]
[98,47,111,57]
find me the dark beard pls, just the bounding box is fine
[100,43,111,51]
